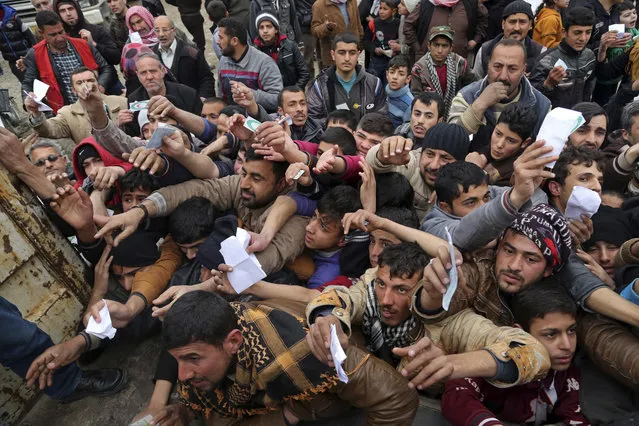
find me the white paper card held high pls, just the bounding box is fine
[220,228,266,293]
[609,24,626,36]
[564,186,601,220]
[330,324,349,383]
[24,79,53,112]
[129,31,142,43]
[442,227,458,311]
[85,300,117,339]
[537,108,585,168]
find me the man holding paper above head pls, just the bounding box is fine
[25,66,127,145]
[21,10,116,114]
[153,290,418,426]
[448,38,551,153]
[529,7,599,109]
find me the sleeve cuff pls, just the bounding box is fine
[620,279,639,305]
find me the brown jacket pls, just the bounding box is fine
[132,236,183,305]
[147,175,309,274]
[311,0,363,66]
[31,94,127,144]
[306,265,551,387]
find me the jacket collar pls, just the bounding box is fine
[558,39,582,57]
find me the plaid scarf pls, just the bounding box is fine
[361,278,417,358]
[177,302,340,419]
[422,52,458,118]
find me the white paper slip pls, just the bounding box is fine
[0,117,4,128]
[33,79,49,100]
[442,227,458,311]
[129,100,149,112]
[564,186,601,220]
[537,107,585,168]
[554,58,568,70]
[129,31,142,43]
[335,103,349,111]
[23,89,53,112]
[220,228,266,293]
[330,324,349,383]
[243,117,261,132]
[85,300,117,339]
[146,123,176,149]
[129,414,153,426]
[609,24,626,36]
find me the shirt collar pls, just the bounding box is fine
[161,38,177,54]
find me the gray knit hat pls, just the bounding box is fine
[502,0,534,20]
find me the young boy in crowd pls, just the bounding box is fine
[441,280,588,425]
[364,0,400,85]
[118,168,160,213]
[466,103,537,186]
[326,109,358,133]
[200,97,227,126]
[385,54,414,127]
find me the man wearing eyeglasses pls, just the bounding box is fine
[28,140,72,179]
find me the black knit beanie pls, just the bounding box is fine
[420,123,470,161]
[502,1,534,20]
[583,206,633,250]
[111,229,163,267]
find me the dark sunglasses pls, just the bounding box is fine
[34,155,61,167]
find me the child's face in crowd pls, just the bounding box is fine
[258,21,278,45]
[569,114,607,149]
[374,266,421,326]
[494,229,552,294]
[233,149,246,175]
[177,238,207,260]
[490,122,526,161]
[419,148,456,186]
[201,102,224,126]
[551,163,603,213]
[354,128,385,157]
[369,229,401,267]
[121,188,152,212]
[528,313,577,371]
[397,0,409,15]
[441,183,490,217]
[305,210,344,251]
[82,156,104,177]
[278,91,308,127]
[428,37,452,64]
[563,25,593,52]
[620,9,637,29]
[386,66,410,91]
[585,241,619,279]
[502,13,531,41]
[317,141,344,157]
[410,99,440,139]
[378,2,395,20]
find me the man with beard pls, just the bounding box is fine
[217,18,284,112]
[448,38,550,153]
[151,290,419,425]
[95,147,309,276]
[473,1,546,79]
[152,16,215,98]
[253,11,309,89]
[54,0,120,65]
[394,91,444,140]
[367,123,469,220]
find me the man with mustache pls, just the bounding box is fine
[448,38,551,153]
[530,7,600,109]
[152,16,215,98]
[473,1,546,79]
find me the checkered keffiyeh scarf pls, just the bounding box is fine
[362,278,417,355]
[422,52,458,118]
[177,302,340,419]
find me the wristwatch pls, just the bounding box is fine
[131,204,149,221]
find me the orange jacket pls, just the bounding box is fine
[533,7,563,49]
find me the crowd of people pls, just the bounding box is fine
[1,0,639,423]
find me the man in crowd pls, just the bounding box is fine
[22,10,115,115]
[152,15,215,98]
[104,0,129,51]
[253,11,309,89]
[29,140,72,179]
[55,0,121,65]
[217,18,284,112]
[0,2,36,82]
[311,0,363,68]
[448,38,551,152]
[474,1,546,79]
[307,32,386,125]
[367,123,469,220]
[394,92,444,140]
[26,66,127,144]
[32,0,53,11]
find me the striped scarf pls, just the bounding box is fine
[361,278,417,356]
[423,52,458,118]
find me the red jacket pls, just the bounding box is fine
[294,140,362,184]
[72,136,133,195]
[33,37,98,113]
[441,365,589,426]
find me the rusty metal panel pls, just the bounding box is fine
[0,166,91,425]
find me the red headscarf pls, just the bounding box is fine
[125,6,158,46]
